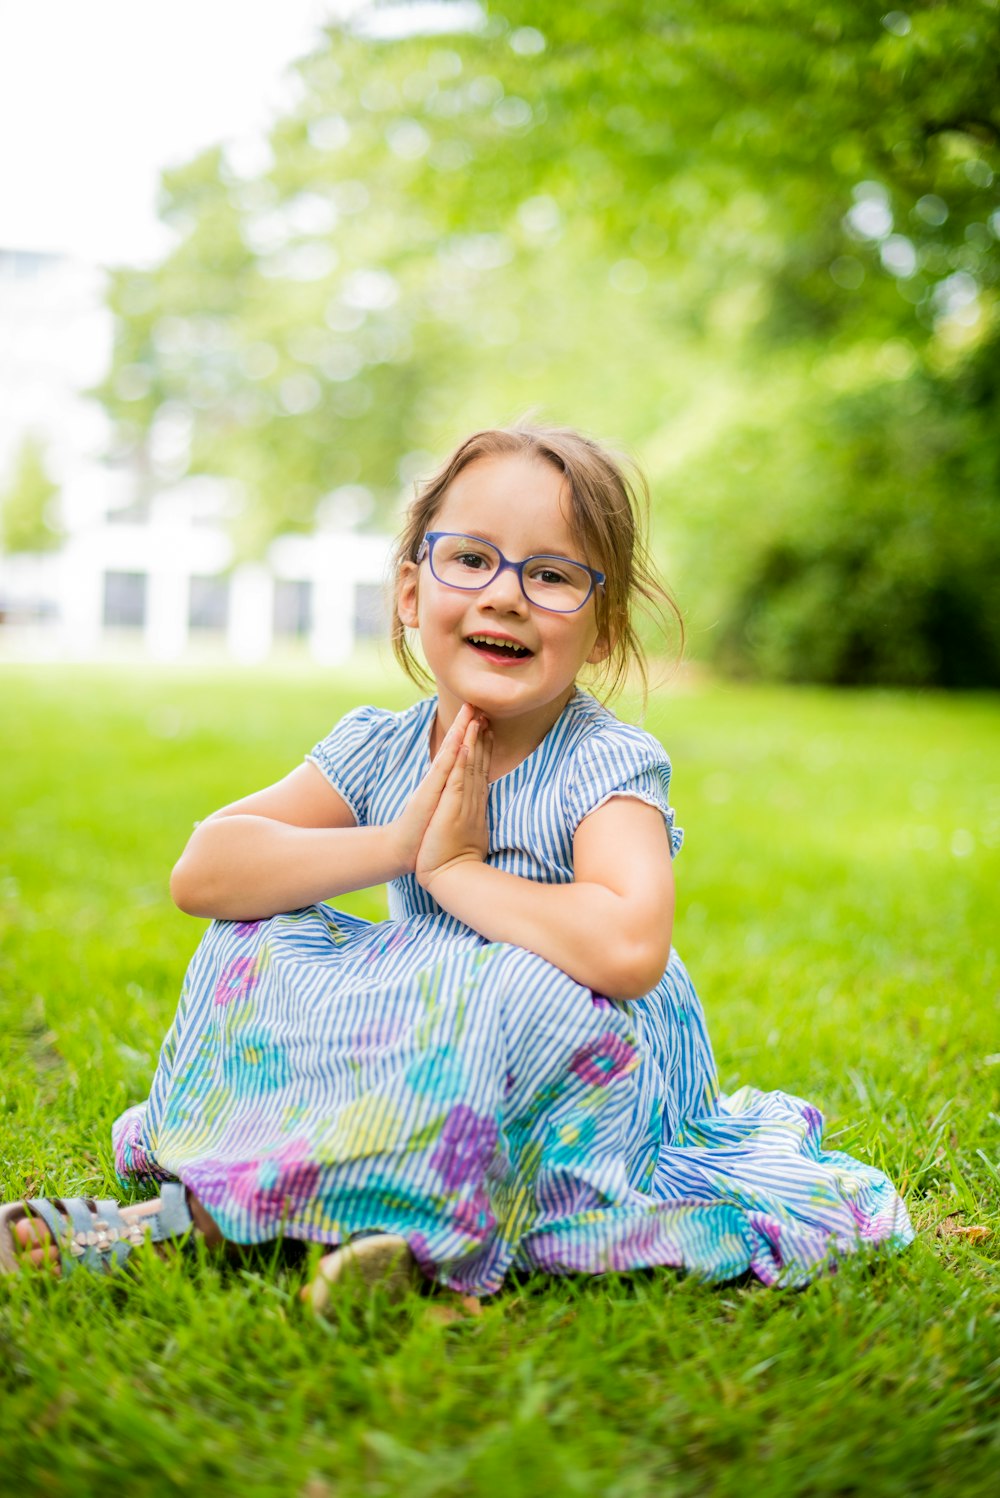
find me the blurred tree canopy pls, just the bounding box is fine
[96,0,1000,684]
[0,434,62,554]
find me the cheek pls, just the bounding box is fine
[423,585,466,628]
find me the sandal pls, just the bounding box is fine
[0,1182,194,1276]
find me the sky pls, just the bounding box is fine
[0,0,357,265]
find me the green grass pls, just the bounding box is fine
[1,663,997,1497]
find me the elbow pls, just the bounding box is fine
[169,856,202,916]
[170,819,227,916]
[170,838,220,917]
[599,934,672,1002]
[589,891,673,1001]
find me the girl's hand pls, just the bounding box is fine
[415,713,492,892]
[388,703,477,875]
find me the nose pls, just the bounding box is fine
[478,559,527,613]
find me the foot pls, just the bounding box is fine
[12,1199,163,1273]
[4,1186,224,1276]
[302,1233,422,1314]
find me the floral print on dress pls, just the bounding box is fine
[222,1025,291,1094]
[112,690,914,1293]
[569,1032,638,1087]
[214,954,263,1007]
[431,1105,500,1191]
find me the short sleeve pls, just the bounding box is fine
[565,726,684,858]
[305,705,397,826]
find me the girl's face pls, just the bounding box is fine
[397,454,610,737]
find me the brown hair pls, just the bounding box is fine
[389,421,683,702]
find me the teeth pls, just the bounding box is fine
[468,635,530,653]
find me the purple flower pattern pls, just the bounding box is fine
[568,1032,637,1087]
[113,692,915,1293]
[430,1105,499,1192]
[214,954,261,1007]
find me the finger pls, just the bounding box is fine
[478,732,491,826]
[460,714,480,763]
[435,703,475,762]
[462,719,482,816]
[472,717,487,788]
[421,706,474,802]
[481,728,493,789]
[463,718,480,770]
[457,701,479,731]
[444,718,476,797]
[466,721,484,816]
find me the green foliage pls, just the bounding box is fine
[673,341,1000,684]
[93,1,1000,681]
[0,433,62,554]
[1,665,998,1494]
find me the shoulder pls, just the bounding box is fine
[559,692,683,856]
[306,697,434,821]
[314,697,433,753]
[562,691,671,775]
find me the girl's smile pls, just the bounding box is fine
[465,631,535,664]
[397,453,610,765]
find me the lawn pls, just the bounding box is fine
[1,662,997,1497]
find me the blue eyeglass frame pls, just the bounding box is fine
[416,531,606,614]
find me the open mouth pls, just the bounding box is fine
[466,634,533,660]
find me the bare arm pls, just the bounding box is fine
[416,721,674,1000]
[170,704,477,921]
[170,791,405,920]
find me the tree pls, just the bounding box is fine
[94,1,1000,681]
[0,434,62,554]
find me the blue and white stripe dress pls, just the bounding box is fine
[113,689,913,1291]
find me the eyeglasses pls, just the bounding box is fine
[417,531,605,614]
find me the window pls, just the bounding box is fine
[0,249,52,281]
[354,582,387,641]
[274,578,312,638]
[103,570,147,628]
[188,575,229,632]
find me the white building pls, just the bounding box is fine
[0,248,392,663]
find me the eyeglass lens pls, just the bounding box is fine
[429,534,593,611]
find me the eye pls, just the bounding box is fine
[527,562,572,587]
[436,535,497,571]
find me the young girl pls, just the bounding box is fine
[2,423,913,1297]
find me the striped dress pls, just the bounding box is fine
[113,689,913,1291]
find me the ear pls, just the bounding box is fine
[586,628,613,666]
[397,561,420,628]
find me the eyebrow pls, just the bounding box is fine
[449,528,585,558]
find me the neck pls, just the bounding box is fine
[430,685,577,778]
